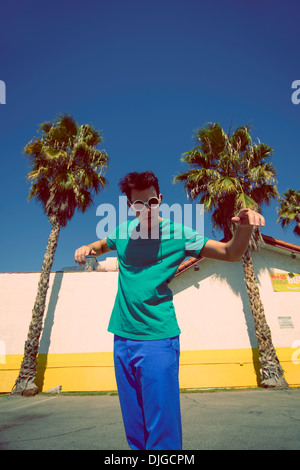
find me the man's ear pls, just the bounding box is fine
[159,193,163,203]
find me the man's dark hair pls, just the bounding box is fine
[119,171,160,201]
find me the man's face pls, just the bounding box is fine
[128,186,163,228]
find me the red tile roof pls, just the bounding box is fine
[261,235,300,254]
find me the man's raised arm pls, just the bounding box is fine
[200,208,265,262]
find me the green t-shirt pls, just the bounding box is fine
[106,218,209,340]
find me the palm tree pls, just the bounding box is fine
[174,122,289,389]
[277,189,300,237]
[12,114,109,396]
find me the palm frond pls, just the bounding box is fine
[230,126,252,152]
[277,188,300,236]
[235,192,258,211]
[212,176,240,194]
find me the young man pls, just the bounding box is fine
[74,170,265,450]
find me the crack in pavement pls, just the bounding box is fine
[0,419,124,444]
[1,425,98,443]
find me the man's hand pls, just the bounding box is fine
[74,239,111,265]
[231,208,265,228]
[74,245,97,265]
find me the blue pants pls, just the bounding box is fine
[113,335,182,450]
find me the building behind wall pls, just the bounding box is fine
[0,235,299,393]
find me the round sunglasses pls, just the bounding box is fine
[130,196,161,212]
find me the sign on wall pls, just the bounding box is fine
[269,273,300,292]
[278,316,294,328]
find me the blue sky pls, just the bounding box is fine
[0,0,299,272]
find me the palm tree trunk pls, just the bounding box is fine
[242,248,289,389]
[12,221,61,396]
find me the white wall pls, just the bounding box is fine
[0,272,117,356]
[175,246,300,351]
[0,245,299,358]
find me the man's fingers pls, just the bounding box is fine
[75,247,88,264]
[75,250,85,264]
[248,212,265,227]
[232,210,265,227]
[74,246,97,264]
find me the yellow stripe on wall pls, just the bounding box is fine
[1,348,299,393]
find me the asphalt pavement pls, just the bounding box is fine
[0,389,299,450]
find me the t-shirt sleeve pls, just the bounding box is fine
[183,225,209,258]
[106,227,117,251]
